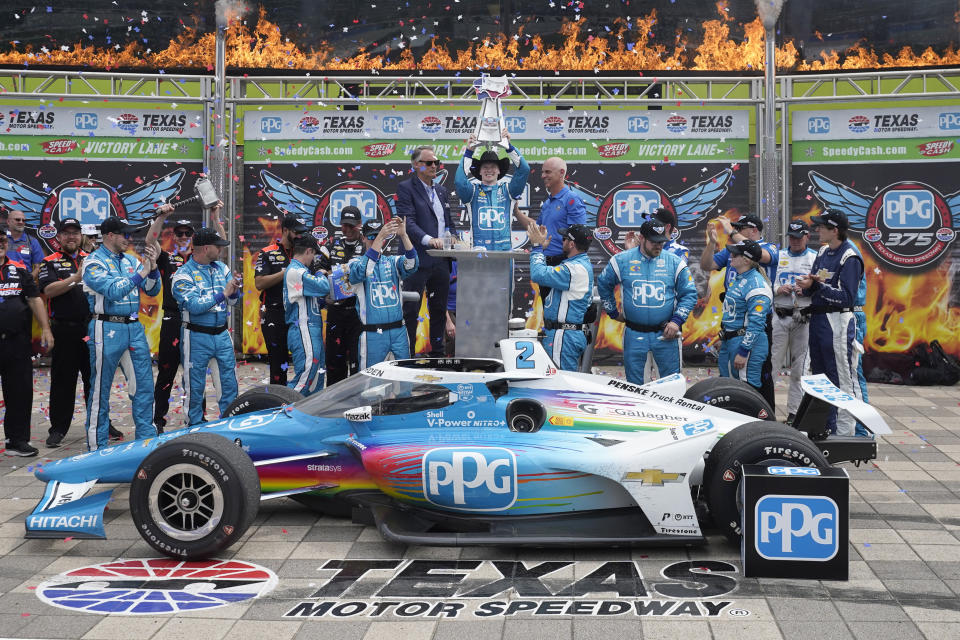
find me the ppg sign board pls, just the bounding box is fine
[882,190,935,229]
[741,464,848,580]
[329,189,377,226]
[422,448,517,511]
[612,189,661,227]
[60,188,110,223]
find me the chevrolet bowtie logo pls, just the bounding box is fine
[415,374,443,383]
[623,469,686,486]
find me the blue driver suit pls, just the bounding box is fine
[82,246,161,450]
[530,249,594,371]
[664,240,689,263]
[597,248,697,384]
[284,258,331,396]
[350,246,419,368]
[803,240,865,436]
[455,146,530,251]
[172,258,239,426]
[718,268,773,390]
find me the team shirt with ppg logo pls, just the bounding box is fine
[0,260,40,330]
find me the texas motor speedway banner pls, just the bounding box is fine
[792,105,960,377]
[0,104,205,352]
[243,108,750,360]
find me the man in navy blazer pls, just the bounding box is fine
[396,145,456,356]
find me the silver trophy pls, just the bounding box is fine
[473,75,512,148]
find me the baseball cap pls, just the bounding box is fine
[362,220,384,239]
[100,216,134,235]
[170,218,194,231]
[639,219,669,243]
[58,217,82,232]
[558,224,593,248]
[732,213,763,231]
[786,219,810,237]
[652,207,677,228]
[727,239,764,262]
[192,227,229,247]
[294,234,321,252]
[810,209,849,230]
[282,213,309,233]
[339,206,362,226]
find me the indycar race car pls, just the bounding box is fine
[25,339,890,559]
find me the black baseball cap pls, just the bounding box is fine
[639,219,669,243]
[58,217,82,232]
[339,206,362,226]
[786,219,810,238]
[362,220,384,239]
[727,239,764,262]
[558,224,593,248]
[810,209,849,230]
[652,207,677,228]
[193,227,229,247]
[294,234,321,252]
[100,216,134,235]
[170,218,194,231]
[282,213,309,233]
[732,213,763,231]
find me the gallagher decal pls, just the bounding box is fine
[809,171,960,269]
[36,559,277,615]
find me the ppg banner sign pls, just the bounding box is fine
[741,464,848,580]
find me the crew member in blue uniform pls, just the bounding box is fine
[527,222,594,371]
[455,130,531,251]
[797,209,865,437]
[536,156,586,300]
[171,227,240,425]
[81,216,160,450]
[284,235,331,396]
[4,209,44,275]
[318,205,365,384]
[625,208,689,263]
[598,219,697,384]
[717,240,773,395]
[349,218,418,368]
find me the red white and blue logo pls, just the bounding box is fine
[115,113,139,134]
[36,559,278,615]
[420,116,442,134]
[666,115,687,133]
[847,115,870,134]
[543,116,564,134]
[298,116,320,133]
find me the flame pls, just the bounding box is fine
[1,5,958,72]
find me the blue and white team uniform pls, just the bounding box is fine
[529,249,594,371]
[455,147,530,251]
[802,240,865,436]
[718,268,773,389]
[712,239,778,288]
[848,242,870,412]
[284,258,331,396]
[172,259,239,426]
[597,248,697,384]
[82,247,161,449]
[771,245,818,415]
[349,246,419,367]
[663,239,689,263]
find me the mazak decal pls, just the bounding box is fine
[41,139,78,155]
[363,143,397,158]
[283,559,742,619]
[809,171,960,269]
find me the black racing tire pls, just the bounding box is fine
[129,433,260,559]
[221,384,304,417]
[684,377,774,421]
[704,421,830,544]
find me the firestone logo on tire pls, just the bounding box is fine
[36,559,278,615]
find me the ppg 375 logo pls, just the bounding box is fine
[423,447,517,511]
[756,495,838,561]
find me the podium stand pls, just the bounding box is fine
[428,249,530,358]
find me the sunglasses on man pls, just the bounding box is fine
[175,229,194,238]
[419,159,440,166]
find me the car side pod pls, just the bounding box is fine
[792,374,892,465]
[505,398,546,433]
[24,480,113,540]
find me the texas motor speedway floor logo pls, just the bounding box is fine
[283,559,749,620]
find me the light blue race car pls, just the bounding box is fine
[25,339,890,559]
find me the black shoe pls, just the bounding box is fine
[46,432,65,448]
[108,426,124,441]
[5,442,39,457]
[785,413,796,426]
[153,422,165,435]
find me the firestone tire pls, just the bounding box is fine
[684,377,774,421]
[221,384,304,417]
[129,433,260,560]
[704,421,830,544]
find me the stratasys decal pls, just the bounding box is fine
[283,559,746,619]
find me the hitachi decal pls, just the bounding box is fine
[27,514,99,529]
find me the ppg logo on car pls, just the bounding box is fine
[260,117,283,134]
[882,190,934,229]
[423,448,517,511]
[74,113,98,130]
[631,281,666,307]
[807,117,830,134]
[60,188,110,222]
[612,189,661,227]
[755,494,839,561]
[382,116,404,134]
[330,189,377,225]
[505,116,526,133]
[938,113,960,130]
[628,116,650,134]
[768,467,821,476]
